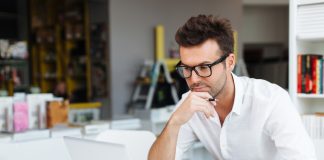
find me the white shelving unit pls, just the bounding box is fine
[289,0,324,114]
[297,94,324,98]
[289,0,324,159]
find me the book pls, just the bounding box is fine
[13,102,29,132]
[27,94,54,129]
[302,114,324,139]
[297,55,302,93]
[0,97,13,132]
[311,55,323,94]
[297,54,323,94]
[110,118,142,130]
[46,100,69,128]
[306,55,311,93]
[69,108,100,124]
[301,54,306,93]
[316,59,322,94]
[50,124,82,138]
[70,121,110,135]
[13,92,26,102]
[82,123,110,135]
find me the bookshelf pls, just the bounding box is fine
[289,0,324,158]
[297,94,324,99]
[30,0,92,102]
[0,57,29,95]
[289,0,324,114]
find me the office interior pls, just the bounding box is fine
[0,0,323,159]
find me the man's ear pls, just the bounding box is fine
[227,53,236,71]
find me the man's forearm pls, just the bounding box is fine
[148,121,181,160]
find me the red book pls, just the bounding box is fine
[312,55,317,94]
[305,55,311,93]
[297,55,302,93]
[301,55,307,93]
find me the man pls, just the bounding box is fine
[148,15,316,160]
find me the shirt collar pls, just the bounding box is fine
[231,73,243,115]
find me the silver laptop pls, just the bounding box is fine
[63,136,131,160]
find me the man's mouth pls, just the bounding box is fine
[191,86,209,92]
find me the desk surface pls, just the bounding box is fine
[0,138,71,160]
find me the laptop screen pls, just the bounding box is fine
[63,136,131,160]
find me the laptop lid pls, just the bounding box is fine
[63,136,131,160]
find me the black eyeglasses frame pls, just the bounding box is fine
[175,53,230,78]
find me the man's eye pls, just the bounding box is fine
[183,66,191,71]
[197,65,209,70]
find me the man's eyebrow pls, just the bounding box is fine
[179,61,212,67]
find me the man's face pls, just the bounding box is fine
[179,39,228,98]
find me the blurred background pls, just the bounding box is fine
[0,0,289,119]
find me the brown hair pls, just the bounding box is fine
[175,15,234,55]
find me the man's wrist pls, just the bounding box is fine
[168,116,183,129]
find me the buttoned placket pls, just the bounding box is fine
[219,113,233,160]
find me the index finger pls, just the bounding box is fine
[191,92,213,100]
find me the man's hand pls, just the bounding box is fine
[169,92,217,127]
[148,92,217,160]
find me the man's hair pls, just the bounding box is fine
[175,15,234,55]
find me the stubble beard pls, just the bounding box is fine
[211,71,227,98]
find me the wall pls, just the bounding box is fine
[242,6,289,46]
[88,0,111,119]
[108,0,243,117]
[242,5,289,89]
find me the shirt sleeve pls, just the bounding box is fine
[264,89,317,160]
[175,122,198,160]
[172,91,198,160]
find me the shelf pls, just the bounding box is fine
[0,59,28,65]
[69,102,102,109]
[297,93,324,98]
[165,58,179,71]
[297,34,324,41]
[70,74,86,79]
[298,0,324,6]
[30,0,94,101]
[0,12,17,19]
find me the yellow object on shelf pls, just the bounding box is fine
[233,30,238,59]
[165,58,180,71]
[84,1,92,100]
[155,25,165,60]
[155,25,180,71]
[69,102,102,109]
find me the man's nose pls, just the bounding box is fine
[189,70,201,83]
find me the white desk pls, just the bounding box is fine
[314,139,324,160]
[0,138,71,160]
[1,132,323,160]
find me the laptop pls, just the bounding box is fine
[63,136,131,160]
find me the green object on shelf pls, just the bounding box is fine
[30,86,40,94]
[0,89,8,96]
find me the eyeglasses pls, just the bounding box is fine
[175,53,229,78]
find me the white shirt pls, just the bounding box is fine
[175,73,316,160]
